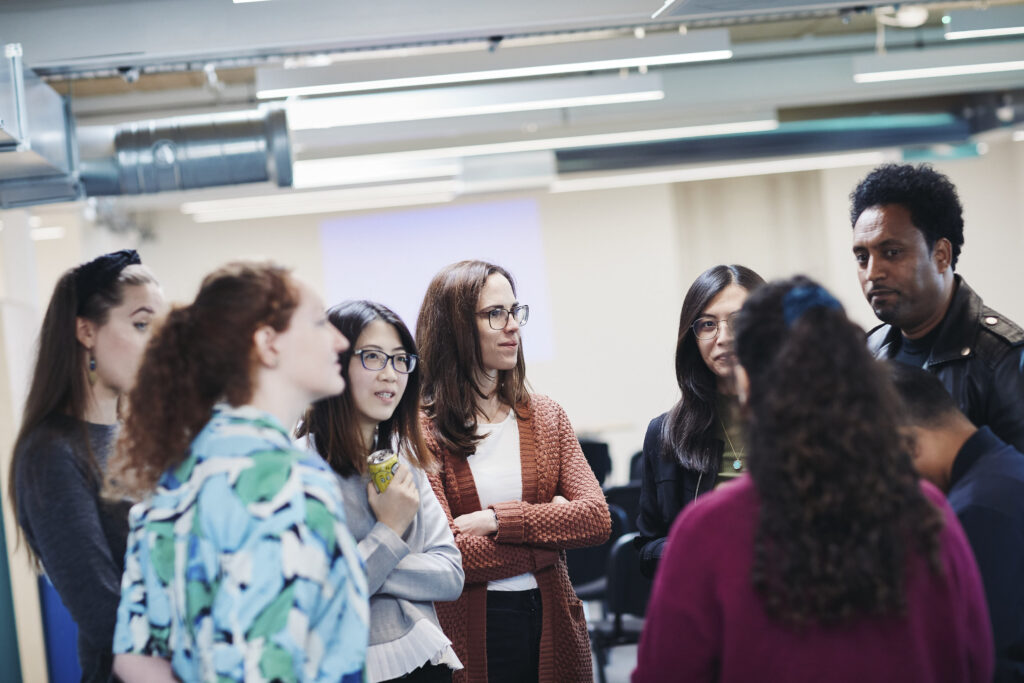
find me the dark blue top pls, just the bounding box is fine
[948,426,1024,682]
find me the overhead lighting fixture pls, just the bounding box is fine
[1013,130,1024,142]
[30,226,66,241]
[293,158,460,189]
[945,6,1024,40]
[854,43,1024,83]
[257,29,731,98]
[233,0,272,4]
[550,150,901,193]
[285,74,665,130]
[322,118,779,165]
[181,181,458,222]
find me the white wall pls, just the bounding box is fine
[5,139,1023,488]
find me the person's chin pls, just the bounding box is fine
[871,304,899,325]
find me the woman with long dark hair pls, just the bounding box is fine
[297,300,464,683]
[108,261,368,683]
[417,260,610,683]
[635,264,764,578]
[633,276,993,682]
[9,249,163,682]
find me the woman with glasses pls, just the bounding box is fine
[636,264,765,578]
[416,260,610,683]
[9,249,164,682]
[296,300,464,683]
[633,277,993,682]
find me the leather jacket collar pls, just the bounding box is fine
[868,275,982,367]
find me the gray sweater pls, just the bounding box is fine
[14,413,128,683]
[336,460,464,643]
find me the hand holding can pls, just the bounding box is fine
[368,449,400,493]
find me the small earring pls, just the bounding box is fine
[88,355,97,385]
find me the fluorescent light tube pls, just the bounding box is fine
[854,43,1024,83]
[293,158,460,189]
[945,7,1024,40]
[324,118,779,165]
[189,192,455,222]
[285,74,665,130]
[550,150,900,193]
[181,181,458,221]
[855,60,1024,82]
[30,226,66,240]
[257,30,731,98]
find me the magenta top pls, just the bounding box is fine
[633,475,993,683]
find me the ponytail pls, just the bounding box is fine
[109,261,298,497]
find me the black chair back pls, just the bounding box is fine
[606,532,653,620]
[579,438,612,486]
[603,483,642,534]
[629,450,643,482]
[566,502,628,591]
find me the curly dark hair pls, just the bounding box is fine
[849,163,964,269]
[733,275,944,625]
[109,261,298,497]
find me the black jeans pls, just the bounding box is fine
[381,661,453,682]
[485,589,543,683]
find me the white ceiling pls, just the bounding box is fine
[2,0,1023,214]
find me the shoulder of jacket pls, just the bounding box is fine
[976,305,1024,348]
[522,394,565,422]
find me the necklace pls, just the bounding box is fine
[719,417,744,471]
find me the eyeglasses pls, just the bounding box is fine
[692,312,740,340]
[478,304,530,330]
[353,349,418,374]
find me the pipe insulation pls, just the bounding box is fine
[79,106,291,196]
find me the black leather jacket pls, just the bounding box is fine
[868,276,1024,452]
[634,413,720,578]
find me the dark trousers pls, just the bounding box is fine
[485,589,543,683]
[380,661,453,682]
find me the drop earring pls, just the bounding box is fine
[88,355,97,385]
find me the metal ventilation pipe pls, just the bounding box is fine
[79,106,291,196]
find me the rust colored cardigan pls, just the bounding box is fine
[424,394,611,683]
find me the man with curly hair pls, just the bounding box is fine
[889,362,1024,682]
[850,163,1024,451]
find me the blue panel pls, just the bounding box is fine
[319,197,556,363]
[39,576,81,683]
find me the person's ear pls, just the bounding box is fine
[75,317,97,350]
[253,325,280,369]
[932,237,953,274]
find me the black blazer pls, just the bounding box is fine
[634,412,721,578]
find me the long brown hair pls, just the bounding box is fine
[9,257,156,568]
[297,300,432,477]
[109,261,298,497]
[416,260,529,458]
[734,276,943,624]
[662,264,764,472]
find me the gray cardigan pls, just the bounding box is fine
[336,457,464,645]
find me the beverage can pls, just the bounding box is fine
[368,449,400,493]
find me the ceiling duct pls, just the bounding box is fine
[0,42,79,208]
[1,42,293,207]
[78,107,292,196]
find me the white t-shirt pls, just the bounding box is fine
[468,409,538,591]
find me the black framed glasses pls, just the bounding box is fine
[478,304,530,330]
[692,312,739,340]
[354,349,418,374]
